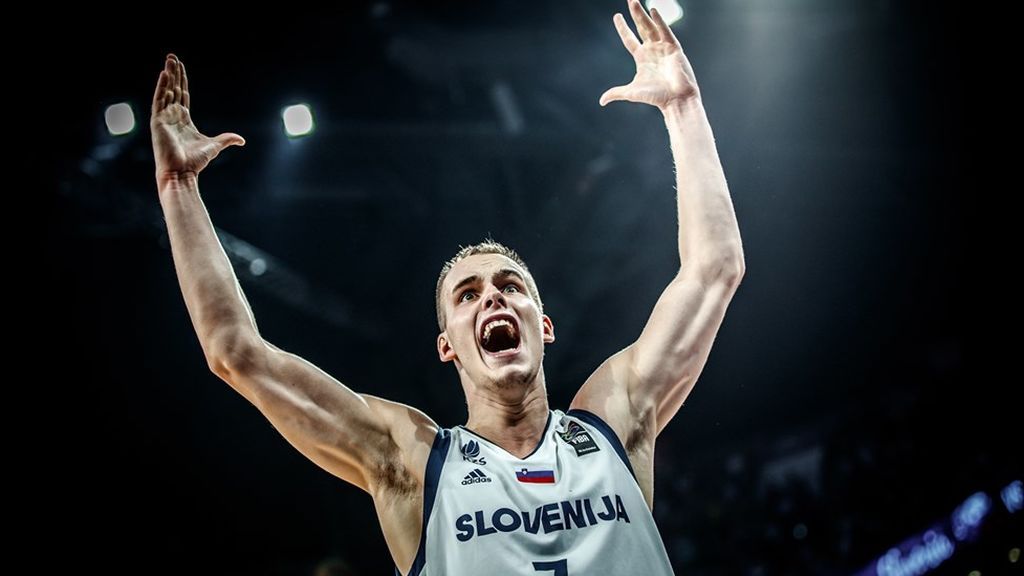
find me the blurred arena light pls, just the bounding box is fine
[856,481,1022,576]
[646,0,683,26]
[104,102,135,136]
[282,103,315,137]
[1001,480,1021,513]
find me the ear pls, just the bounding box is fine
[437,332,457,362]
[541,314,555,344]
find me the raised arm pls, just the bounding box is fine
[572,2,744,441]
[150,54,434,494]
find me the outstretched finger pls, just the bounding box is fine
[173,59,184,106]
[214,132,246,149]
[181,59,190,109]
[628,0,661,43]
[649,7,678,45]
[200,132,247,160]
[152,69,170,115]
[599,84,630,107]
[613,13,641,55]
[162,55,177,110]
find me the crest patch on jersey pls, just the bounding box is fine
[558,421,600,456]
[460,440,487,465]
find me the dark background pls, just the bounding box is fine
[49,1,1016,574]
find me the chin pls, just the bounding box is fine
[489,365,536,390]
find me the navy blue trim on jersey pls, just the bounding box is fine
[458,410,552,460]
[401,427,452,576]
[566,409,637,481]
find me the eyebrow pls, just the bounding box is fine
[451,269,527,298]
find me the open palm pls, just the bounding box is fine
[600,0,699,110]
[150,54,244,180]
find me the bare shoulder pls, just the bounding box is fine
[360,395,440,493]
[569,346,656,453]
[570,346,659,508]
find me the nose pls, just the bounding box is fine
[483,285,507,310]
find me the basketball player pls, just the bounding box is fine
[149,1,744,574]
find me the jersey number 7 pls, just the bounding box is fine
[532,559,568,576]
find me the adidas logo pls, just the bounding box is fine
[461,468,492,485]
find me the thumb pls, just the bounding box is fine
[214,132,246,149]
[599,86,630,107]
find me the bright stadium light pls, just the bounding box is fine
[105,102,136,136]
[250,258,267,276]
[282,104,315,137]
[647,0,684,26]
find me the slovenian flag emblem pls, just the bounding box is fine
[516,467,555,484]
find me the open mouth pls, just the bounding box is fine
[479,315,521,355]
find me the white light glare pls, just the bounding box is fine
[249,258,267,276]
[646,0,684,26]
[282,104,315,137]
[105,102,135,136]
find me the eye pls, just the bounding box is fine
[459,291,476,303]
[503,284,520,294]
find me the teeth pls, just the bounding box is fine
[482,319,516,343]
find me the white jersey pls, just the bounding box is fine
[401,409,675,575]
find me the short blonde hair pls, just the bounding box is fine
[435,239,543,330]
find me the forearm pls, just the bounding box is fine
[157,173,260,364]
[662,98,745,281]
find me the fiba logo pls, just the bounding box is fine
[557,421,601,456]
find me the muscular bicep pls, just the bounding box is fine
[572,274,741,438]
[214,338,433,494]
[629,273,741,432]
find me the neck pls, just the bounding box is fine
[463,373,550,459]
